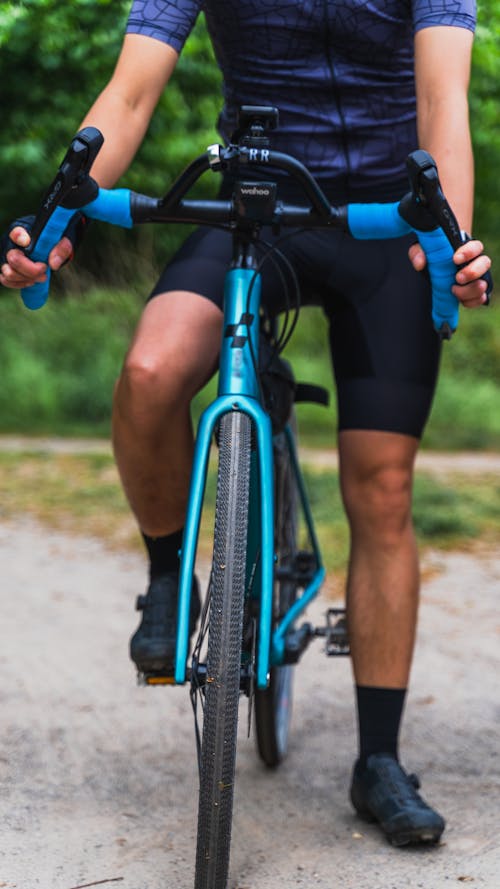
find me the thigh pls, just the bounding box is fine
[325,234,442,438]
[126,289,224,399]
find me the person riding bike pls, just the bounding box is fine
[0,0,492,848]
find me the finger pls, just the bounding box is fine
[9,226,31,248]
[48,236,74,271]
[1,260,47,288]
[0,268,22,289]
[1,262,47,288]
[5,248,47,279]
[454,239,484,264]
[408,242,426,271]
[452,279,488,308]
[455,254,492,286]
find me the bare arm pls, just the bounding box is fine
[415,25,474,231]
[1,34,178,289]
[410,25,491,307]
[80,34,179,187]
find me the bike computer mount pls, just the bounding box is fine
[220,107,280,231]
[233,105,279,149]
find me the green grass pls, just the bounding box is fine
[0,287,143,436]
[298,465,500,574]
[0,286,499,450]
[0,450,497,579]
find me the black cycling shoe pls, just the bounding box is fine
[350,753,445,847]
[129,572,201,674]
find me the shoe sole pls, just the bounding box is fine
[135,657,175,674]
[390,829,443,847]
[131,625,198,675]
[355,809,443,847]
[130,640,175,675]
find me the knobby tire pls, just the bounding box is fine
[194,410,252,889]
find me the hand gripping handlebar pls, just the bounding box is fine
[19,128,491,338]
[20,127,103,309]
[347,150,493,338]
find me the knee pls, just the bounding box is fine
[342,463,413,544]
[115,344,197,417]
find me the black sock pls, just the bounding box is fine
[355,685,407,768]
[142,529,184,580]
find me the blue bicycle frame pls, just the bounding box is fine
[174,258,325,689]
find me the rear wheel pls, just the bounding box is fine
[254,419,299,767]
[194,410,252,889]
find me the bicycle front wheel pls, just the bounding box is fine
[194,410,251,889]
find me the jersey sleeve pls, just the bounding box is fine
[125,0,203,53]
[412,0,476,34]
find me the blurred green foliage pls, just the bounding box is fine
[0,0,222,273]
[0,0,128,213]
[0,287,140,434]
[471,0,500,255]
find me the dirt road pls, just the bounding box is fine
[1,518,499,889]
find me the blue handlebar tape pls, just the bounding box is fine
[348,202,459,334]
[416,228,458,334]
[82,188,133,228]
[21,206,77,310]
[20,189,133,310]
[347,202,411,240]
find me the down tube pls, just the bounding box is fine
[174,395,275,686]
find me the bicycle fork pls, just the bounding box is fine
[176,261,276,688]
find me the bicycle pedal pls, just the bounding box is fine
[284,622,314,663]
[138,671,177,686]
[315,608,350,656]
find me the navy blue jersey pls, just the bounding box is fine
[126,0,475,198]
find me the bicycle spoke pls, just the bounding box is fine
[190,571,213,778]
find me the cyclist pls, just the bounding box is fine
[1,0,492,849]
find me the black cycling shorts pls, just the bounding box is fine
[150,225,441,438]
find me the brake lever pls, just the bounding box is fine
[405,150,463,249]
[404,150,492,310]
[25,126,103,256]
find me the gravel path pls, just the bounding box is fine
[1,435,500,476]
[1,516,499,889]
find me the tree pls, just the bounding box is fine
[470,0,500,252]
[0,0,221,275]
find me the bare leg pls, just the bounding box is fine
[342,431,446,844]
[112,290,223,536]
[338,429,420,689]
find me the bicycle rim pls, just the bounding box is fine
[254,417,299,767]
[194,410,251,889]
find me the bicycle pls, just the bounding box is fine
[15,104,489,889]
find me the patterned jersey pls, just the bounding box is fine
[126,0,475,198]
